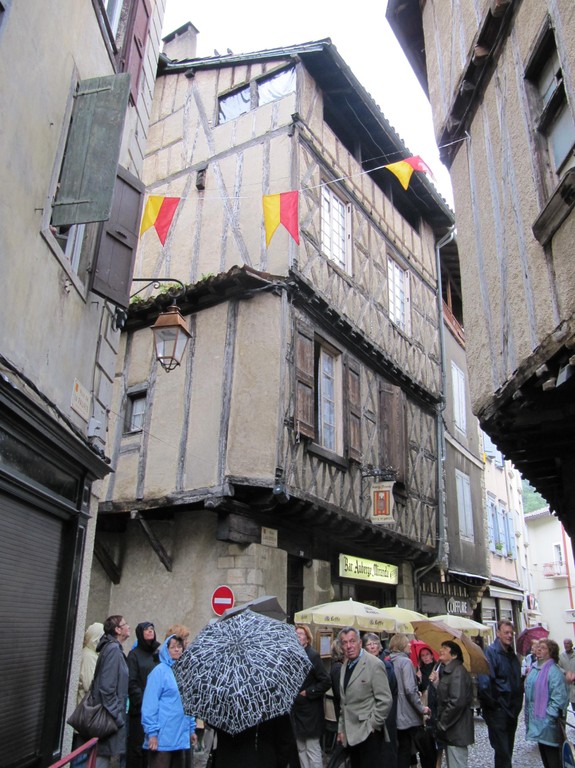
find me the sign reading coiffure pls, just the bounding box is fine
[339,554,398,585]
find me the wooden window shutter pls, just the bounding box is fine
[51,74,131,227]
[294,324,316,439]
[90,165,144,308]
[345,357,362,461]
[380,381,407,482]
[123,0,151,103]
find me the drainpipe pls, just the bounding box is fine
[414,226,456,609]
[561,524,575,635]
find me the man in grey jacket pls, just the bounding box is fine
[436,641,474,768]
[93,615,130,768]
[337,626,392,767]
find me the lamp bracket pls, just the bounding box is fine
[130,278,186,301]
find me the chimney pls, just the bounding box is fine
[162,22,199,60]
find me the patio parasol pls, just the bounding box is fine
[294,599,396,633]
[515,626,549,656]
[429,614,491,636]
[173,610,311,735]
[379,606,428,633]
[412,619,490,675]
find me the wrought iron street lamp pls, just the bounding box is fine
[151,302,192,372]
[131,278,192,372]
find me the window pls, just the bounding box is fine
[317,346,341,452]
[455,469,474,540]
[387,257,410,333]
[483,431,504,466]
[125,390,147,432]
[218,66,295,124]
[321,187,351,271]
[526,27,575,180]
[45,74,143,306]
[294,324,361,461]
[451,362,466,433]
[104,0,123,35]
[487,496,498,552]
[97,0,151,103]
[553,542,564,566]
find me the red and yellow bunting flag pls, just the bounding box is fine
[140,196,181,245]
[263,191,299,247]
[384,155,433,190]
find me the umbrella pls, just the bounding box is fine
[379,606,428,633]
[412,620,490,675]
[410,640,439,668]
[294,599,396,632]
[430,614,491,636]
[220,595,287,621]
[173,610,311,735]
[516,626,549,656]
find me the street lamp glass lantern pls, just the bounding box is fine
[151,304,192,372]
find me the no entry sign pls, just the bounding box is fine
[211,585,235,615]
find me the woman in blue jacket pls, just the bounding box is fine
[142,635,196,768]
[524,638,568,768]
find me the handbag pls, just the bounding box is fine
[67,690,118,740]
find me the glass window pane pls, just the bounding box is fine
[549,102,575,169]
[219,86,251,124]
[258,67,295,106]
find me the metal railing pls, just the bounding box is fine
[49,738,98,768]
[543,561,567,577]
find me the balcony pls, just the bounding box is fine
[543,561,567,578]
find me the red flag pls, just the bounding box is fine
[263,191,299,246]
[140,196,181,245]
[384,155,433,190]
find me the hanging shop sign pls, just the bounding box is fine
[370,481,395,524]
[339,554,398,585]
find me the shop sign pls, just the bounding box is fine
[446,597,469,615]
[71,378,91,420]
[339,554,398,584]
[261,527,278,547]
[370,481,395,524]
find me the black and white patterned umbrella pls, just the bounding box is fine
[173,610,311,735]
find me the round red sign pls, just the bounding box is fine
[211,585,235,616]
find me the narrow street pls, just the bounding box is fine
[192,711,575,767]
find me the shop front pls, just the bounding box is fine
[331,552,399,607]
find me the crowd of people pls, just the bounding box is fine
[72,615,575,768]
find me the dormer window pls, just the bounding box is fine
[218,66,295,124]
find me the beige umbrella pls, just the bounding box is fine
[379,606,428,633]
[430,614,490,636]
[294,599,396,633]
[412,619,490,674]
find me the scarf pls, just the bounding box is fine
[533,659,554,719]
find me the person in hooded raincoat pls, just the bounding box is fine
[127,622,160,768]
[78,622,104,705]
[142,635,197,768]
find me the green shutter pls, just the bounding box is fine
[51,73,130,227]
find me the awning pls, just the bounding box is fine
[487,586,524,601]
[448,569,489,582]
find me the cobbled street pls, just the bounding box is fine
[192,711,575,767]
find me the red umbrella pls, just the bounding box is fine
[516,626,549,656]
[410,640,439,668]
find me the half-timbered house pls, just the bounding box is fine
[387,0,575,545]
[90,27,458,635]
